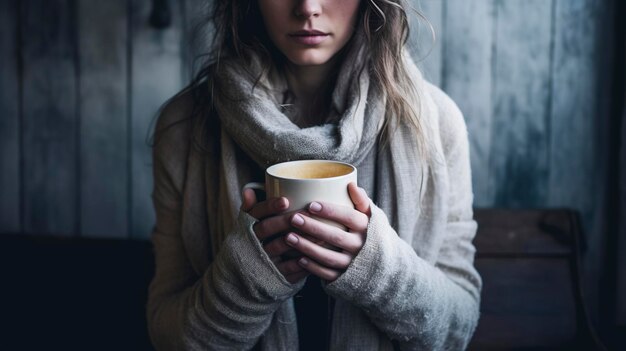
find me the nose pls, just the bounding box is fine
[294,0,322,18]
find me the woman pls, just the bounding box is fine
[147,0,482,350]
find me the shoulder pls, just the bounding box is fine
[153,82,213,165]
[151,82,216,200]
[423,82,469,154]
[402,52,468,149]
[154,87,196,147]
[152,84,215,194]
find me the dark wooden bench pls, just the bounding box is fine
[468,209,604,350]
[0,209,606,350]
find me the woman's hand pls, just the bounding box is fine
[241,189,309,284]
[284,182,371,282]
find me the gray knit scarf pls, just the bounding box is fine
[211,35,446,350]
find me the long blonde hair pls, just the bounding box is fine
[362,0,430,157]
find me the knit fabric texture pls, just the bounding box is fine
[147,45,482,350]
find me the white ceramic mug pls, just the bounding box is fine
[244,160,357,228]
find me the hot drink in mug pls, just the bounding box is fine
[244,160,357,229]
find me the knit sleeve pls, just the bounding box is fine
[325,85,481,350]
[146,93,303,350]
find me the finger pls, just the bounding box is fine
[285,270,309,284]
[299,233,325,246]
[248,197,290,220]
[307,201,369,232]
[254,211,299,241]
[285,233,353,269]
[241,188,257,212]
[299,233,338,252]
[264,235,294,257]
[298,257,341,282]
[280,250,304,261]
[348,182,371,217]
[277,258,307,276]
[290,213,364,253]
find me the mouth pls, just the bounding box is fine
[288,30,330,45]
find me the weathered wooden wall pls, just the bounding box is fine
[1,0,611,231]
[0,0,206,239]
[409,0,613,327]
[0,0,616,319]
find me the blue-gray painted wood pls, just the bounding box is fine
[490,0,553,207]
[409,0,443,86]
[0,0,20,233]
[550,0,615,327]
[78,0,129,238]
[21,0,78,235]
[550,0,601,222]
[131,0,185,239]
[182,0,213,82]
[615,105,626,328]
[442,0,494,207]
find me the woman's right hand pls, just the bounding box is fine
[241,188,309,284]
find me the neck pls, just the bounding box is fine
[283,57,340,126]
[284,59,337,101]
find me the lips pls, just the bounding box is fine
[288,29,329,45]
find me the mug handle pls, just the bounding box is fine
[243,182,265,192]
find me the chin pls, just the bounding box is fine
[285,50,333,67]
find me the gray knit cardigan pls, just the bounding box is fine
[146,83,482,350]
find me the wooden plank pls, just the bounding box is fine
[550,2,606,324]
[474,209,574,256]
[21,0,78,235]
[182,0,213,82]
[78,0,128,238]
[618,10,626,323]
[0,0,20,233]
[490,0,553,207]
[131,0,185,239]
[619,99,626,325]
[549,0,602,217]
[442,0,494,207]
[407,0,443,86]
[470,258,578,349]
[549,0,615,330]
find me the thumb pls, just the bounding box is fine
[241,188,257,212]
[348,182,371,217]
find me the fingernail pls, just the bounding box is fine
[299,257,309,265]
[309,202,322,212]
[291,214,304,226]
[286,233,298,245]
[276,197,287,210]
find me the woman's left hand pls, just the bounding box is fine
[284,182,371,282]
